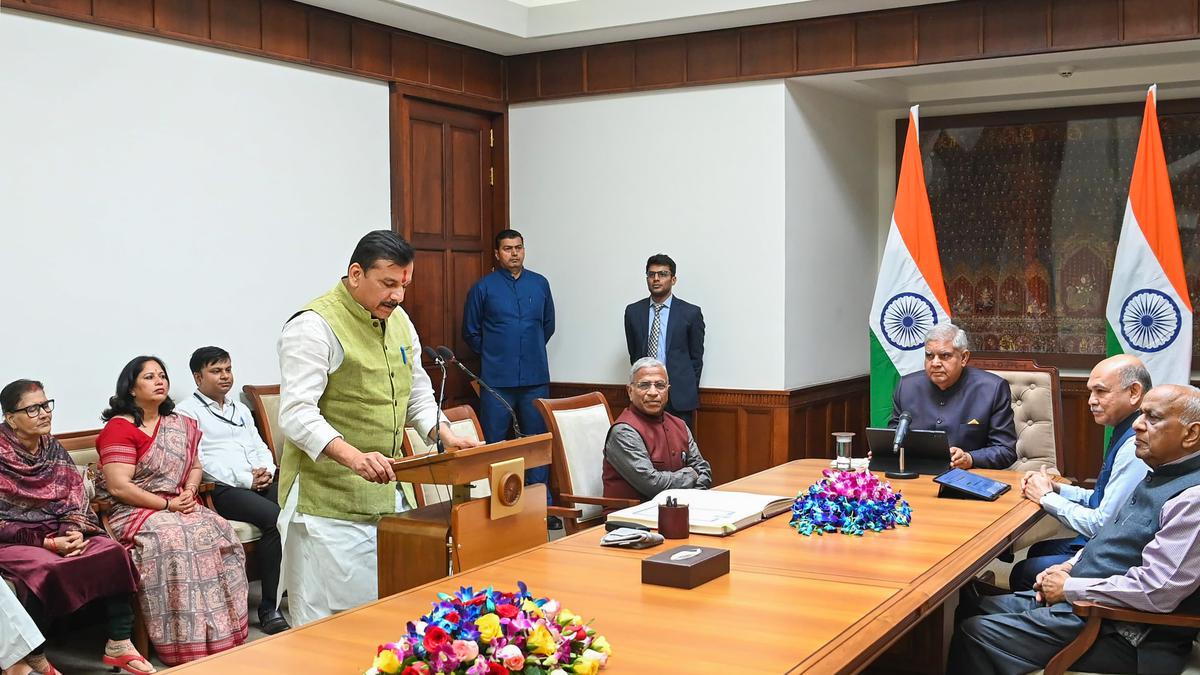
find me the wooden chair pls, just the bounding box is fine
[972,357,1065,475]
[241,384,283,461]
[399,405,490,508]
[534,393,640,534]
[1035,602,1200,675]
[973,357,1068,562]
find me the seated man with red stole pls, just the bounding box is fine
[602,357,712,505]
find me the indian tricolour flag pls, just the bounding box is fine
[869,105,952,426]
[1106,85,1193,386]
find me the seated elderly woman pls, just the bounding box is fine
[0,379,149,675]
[96,356,249,666]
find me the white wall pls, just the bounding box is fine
[783,82,878,389]
[0,13,390,431]
[510,82,788,390]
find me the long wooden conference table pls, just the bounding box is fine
[167,459,1045,674]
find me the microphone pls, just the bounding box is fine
[892,411,912,455]
[422,346,448,453]
[436,346,524,437]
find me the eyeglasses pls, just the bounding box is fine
[646,271,672,279]
[634,381,670,392]
[11,400,54,417]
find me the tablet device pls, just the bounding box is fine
[866,427,952,475]
[934,468,1010,501]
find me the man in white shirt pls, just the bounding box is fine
[277,230,482,626]
[175,346,290,635]
[1010,354,1151,590]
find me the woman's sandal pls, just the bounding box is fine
[102,651,156,674]
[22,655,58,675]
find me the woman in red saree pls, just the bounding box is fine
[96,356,248,666]
[0,380,146,675]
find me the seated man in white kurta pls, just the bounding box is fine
[276,230,481,626]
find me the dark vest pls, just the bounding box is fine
[1071,451,1200,671]
[602,407,689,502]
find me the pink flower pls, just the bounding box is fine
[452,640,480,662]
[495,644,525,671]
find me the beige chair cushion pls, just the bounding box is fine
[548,403,612,522]
[988,369,1057,474]
[69,447,100,501]
[227,519,262,544]
[255,393,285,457]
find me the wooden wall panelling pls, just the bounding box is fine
[586,42,635,92]
[982,0,1048,55]
[463,50,503,100]
[634,37,686,88]
[1122,0,1198,42]
[210,0,259,50]
[352,21,391,77]
[428,42,464,91]
[796,18,854,73]
[260,0,307,60]
[94,0,151,27]
[1059,376,1105,483]
[917,1,981,63]
[854,9,916,67]
[738,23,795,76]
[538,48,585,97]
[7,0,504,105]
[685,30,739,83]
[28,0,91,15]
[506,53,539,101]
[306,8,351,68]
[1050,0,1119,48]
[154,0,208,39]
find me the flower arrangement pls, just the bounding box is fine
[790,469,913,536]
[365,582,612,675]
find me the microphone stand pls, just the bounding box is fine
[886,412,918,480]
[437,346,524,437]
[422,346,448,453]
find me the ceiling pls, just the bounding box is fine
[298,0,953,55]
[795,38,1200,117]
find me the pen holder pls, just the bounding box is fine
[657,503,690,539]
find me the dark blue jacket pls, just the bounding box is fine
[462,269,555,387]
[624,296,705,412]
[889,366,1017,469]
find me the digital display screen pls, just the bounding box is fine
[935,468,1010,500]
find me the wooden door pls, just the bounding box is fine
[393,94,499,406]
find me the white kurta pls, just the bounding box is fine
[1,581,43,669]
[276,308,445,626]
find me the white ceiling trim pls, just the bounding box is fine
[299,0,953,54]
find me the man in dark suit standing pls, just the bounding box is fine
[624,254,705,430]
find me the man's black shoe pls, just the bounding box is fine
[259,607,291,635]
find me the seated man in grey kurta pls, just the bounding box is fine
[602,358,712,505]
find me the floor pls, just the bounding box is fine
[34,581,281,674]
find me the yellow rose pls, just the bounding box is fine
[591,636,612,656]
[476,613,503,644]
[527,622,557,656]
[372,649,401,674]
[557,609,582,626]
[572,658,600,675]
[522,599,544,618]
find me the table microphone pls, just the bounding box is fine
[436,346,524,437]
[422,345,447,453]
[888,410,918,480]
[892,411,912,455]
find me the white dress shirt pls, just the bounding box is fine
[1,578,42,669]
[175,390,276,490]
[1040,434,1146,538]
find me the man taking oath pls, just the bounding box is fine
[276,230,482,625]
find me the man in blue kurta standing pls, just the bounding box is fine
[463,229,556,489]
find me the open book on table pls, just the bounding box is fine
[605,488,792,536]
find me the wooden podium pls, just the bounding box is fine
[377,433,552,598]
